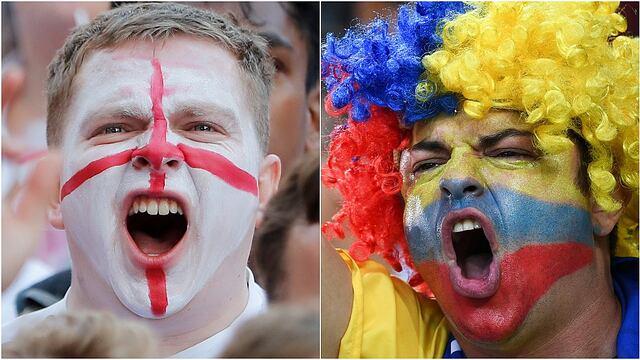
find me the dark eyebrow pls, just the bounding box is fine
[82,105,152,129]
[259,31,293,50]
[171,102,238,124]
[410,140,450,153]
[478,129,533,149]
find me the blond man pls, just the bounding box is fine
[2,3,281,356]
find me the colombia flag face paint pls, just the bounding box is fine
[401,110,594,342]
[58,38,262,319]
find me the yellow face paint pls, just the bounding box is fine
[401,110,589,213]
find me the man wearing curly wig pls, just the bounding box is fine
[321,2,638,357]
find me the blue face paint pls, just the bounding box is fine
[405,185,593,263]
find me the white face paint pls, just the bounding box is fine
[59,37,263,318]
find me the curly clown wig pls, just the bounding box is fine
[322,2,639,294]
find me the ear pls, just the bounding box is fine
[256,154,281,228]
[46,152,65,230]
[591,189,629,237]
[48,182,65,230]
[304,83,320,153]
[48,201,65,230]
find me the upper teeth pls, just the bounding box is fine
[453,219,482,233]
[129,197,183,216]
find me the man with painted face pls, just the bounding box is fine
[321,2,638,358]
[2,3,281,356]
[11,0,321,316]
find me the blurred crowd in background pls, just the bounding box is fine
[2,2,319,357]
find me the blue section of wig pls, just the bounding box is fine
[322,2,469,125]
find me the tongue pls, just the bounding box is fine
[462,253,492,279]
[131,231,175,256]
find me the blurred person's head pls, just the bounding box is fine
[221,304,319,358]
[46,2,280,323]
[2,311,158,358]
[194,2,320,175]
[255,151,319,303]
[3,3,110,128]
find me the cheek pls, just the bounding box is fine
[189,168,259,242]
[404,194,443,262]
[178,144,258,196]
[492,187,593,250]
[61,167,128,273]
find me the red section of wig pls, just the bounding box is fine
[322,100,431,295]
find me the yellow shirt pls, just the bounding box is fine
[338,250,451,358]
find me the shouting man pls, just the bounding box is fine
[321,2,638,357]
[3,3,281,356]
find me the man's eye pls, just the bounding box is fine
[412,160,446,175]
[103,125,125,134]
[273,58,287,73]
[491,149,536,159]
[193,123,214,132]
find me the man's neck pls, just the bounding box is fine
[457,239,621,357]
[66,249,250,356]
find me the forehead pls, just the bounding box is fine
[68,35,254,128]
[411,111,532,146]
[75,35,241,89]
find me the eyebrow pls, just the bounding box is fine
[170,102,239,124]
[477,129,533,149]
[410,140,450,153]
[259,31,293,50]
[82,104,152,127]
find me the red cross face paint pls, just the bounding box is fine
[400,111,596,343]
[58,37,263,319]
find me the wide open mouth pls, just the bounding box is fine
[442,208,500,299]
[452,219,493,279]
[126,196,187,257]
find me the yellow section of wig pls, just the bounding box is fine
[424,2,639,219]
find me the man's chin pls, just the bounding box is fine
[110,272,198,319]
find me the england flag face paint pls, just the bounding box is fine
[401,110,595,342]
[58,37,263,318]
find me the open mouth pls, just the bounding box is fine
[452,220,494,279]
[442,209,500,299]
[126,196,187,257]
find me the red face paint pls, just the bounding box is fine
[60,149,134,201]
[419,242,593,342]
[137,58,174,316]
[178,143,258,196]
[149,171,166,193]
[131,58,183,173]
[145,267,168,316]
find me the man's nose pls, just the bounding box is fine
[439,177,484,200]
[131,144,184,171]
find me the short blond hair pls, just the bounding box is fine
[2,311,157,358]
[47,2,274,152]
